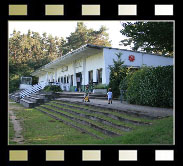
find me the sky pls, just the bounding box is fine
[8,21,132,50]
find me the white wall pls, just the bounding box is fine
[143,53,173,67]
[103,48,173,84]
[57,63,74,80]
[85,52,105,84]
[39,74,47,83]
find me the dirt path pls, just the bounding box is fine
[9,107,24,144]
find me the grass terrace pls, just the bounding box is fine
[8,100,173,145]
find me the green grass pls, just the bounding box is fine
[95,116,174,145]
[37,106,109,139]
[17,108,100,144]
[9,101,174,145]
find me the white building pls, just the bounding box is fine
[31,44,173,92]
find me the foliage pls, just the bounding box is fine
[9,75,20,93]
[120,22,173,56]
[119,72,134,100]
[43,85,62,92]
[93,84,108,89]
[108,52,128,97]
[125,65,173,107]
[64,22,111,53]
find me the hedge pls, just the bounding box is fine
[122,65,173,108]
[9,75,20,93]
[43,85,63,92]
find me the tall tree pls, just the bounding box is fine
[108,53,128,97]
[64,22,111,53]
[120,22,173,56]
[9,30,65,92]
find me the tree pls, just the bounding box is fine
[120,22,173,56]
[9,30,65,92]
[64,22,111,53]
[108,53,128,97]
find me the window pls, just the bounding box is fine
[64,76,66,83]
[61,77,63,83]
[97,68,102,83]
[67,76,69,83]
[88,70,93,84]
[58,77,60,82]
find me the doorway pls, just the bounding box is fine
[76,72,82,91]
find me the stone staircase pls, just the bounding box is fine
[9,90,23,102]
[19,92,58,108]
[9,82,59,108]
[9,82,48,102]
[20,82,47,98]
[35,100,153,139]
[56,92,108,100]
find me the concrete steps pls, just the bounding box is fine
[50,101,151,126]
[24,96,44,104]
[35,100,153,139]
[9,90,23,102]
[9,94,21,103]
[19,92,57,108]
[57,92,107,100]
[35,107,103,139]
[45,103,132,132]
[39,105,121,137]
[20,98,36,108]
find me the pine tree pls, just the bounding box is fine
[108,53,128,97]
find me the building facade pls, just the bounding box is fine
[31,44,173,92]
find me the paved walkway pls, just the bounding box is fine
[56,98,173,119]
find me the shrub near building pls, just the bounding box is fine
[123,65,173,108]
[43,85,63,92]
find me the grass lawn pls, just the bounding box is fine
[8,102,173,145]
[93,116,173,144]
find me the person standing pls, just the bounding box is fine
[107,88,112,104]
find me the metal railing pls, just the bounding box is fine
[19,82,47,98]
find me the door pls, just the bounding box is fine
[76,72,82,91]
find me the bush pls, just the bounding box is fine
[43,85,62,92]
[94,84,108,89]
[9,75,20,93]
[119,73,133,100]
[125,65,173,107]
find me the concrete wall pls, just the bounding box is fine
[142,53,173,67]
[85,51,105,84]
[103,48,173,84]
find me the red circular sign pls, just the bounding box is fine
[128,55,135,62]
